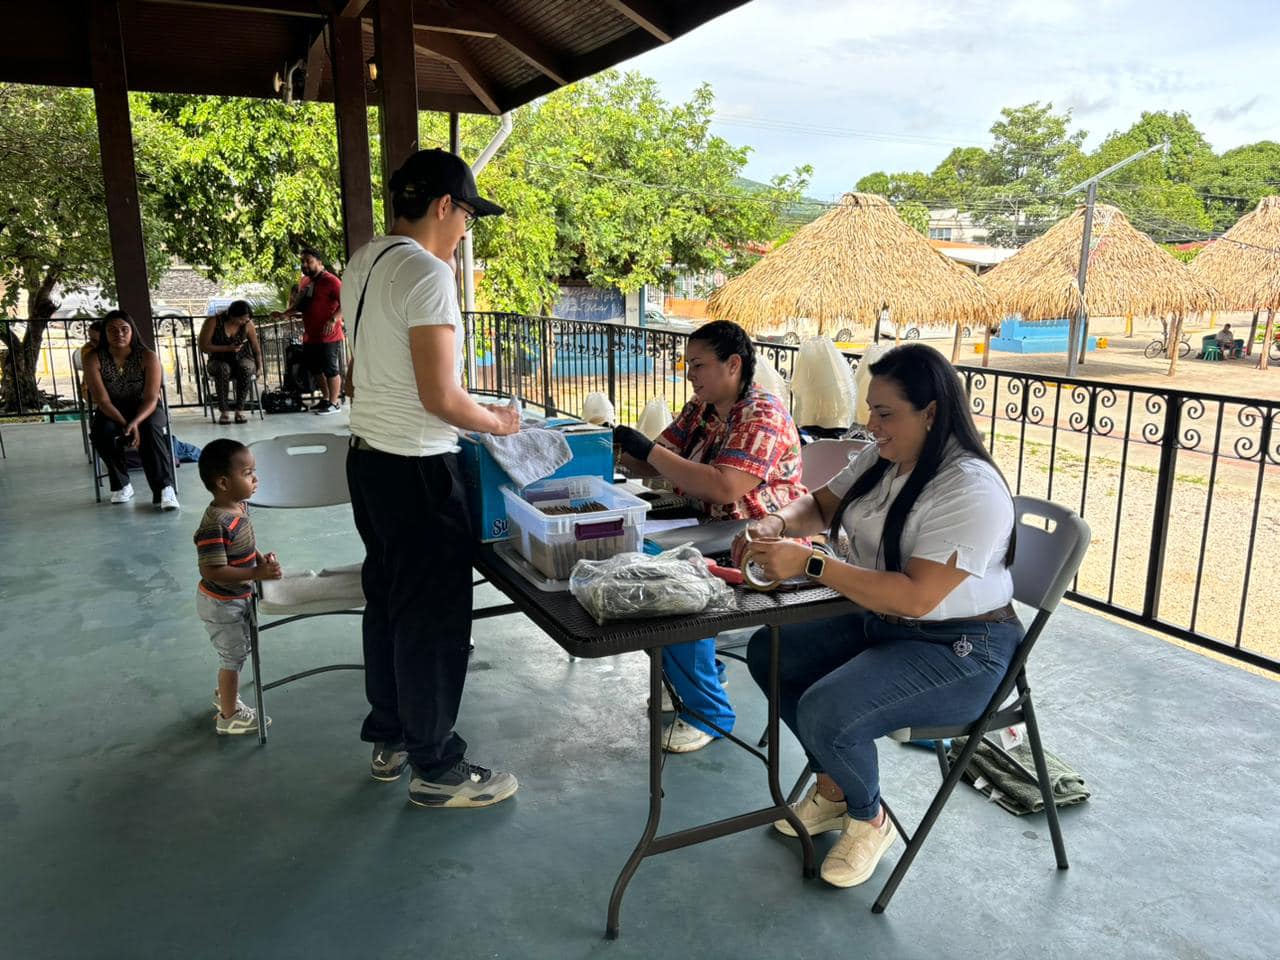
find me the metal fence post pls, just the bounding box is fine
[541,317,555,415]
[606,323,618,407]
[1143,391,1182,621]
[493,315,505,396]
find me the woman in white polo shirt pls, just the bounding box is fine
[737,343,1021,889]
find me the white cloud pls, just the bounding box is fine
[620,0,1279,195]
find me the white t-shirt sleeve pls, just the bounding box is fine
[826,444,880,498]
[400,255,459,330]
[909,461,1013,575]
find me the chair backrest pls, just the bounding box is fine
[1009,495,1091,613]
[248,433,350,508]
[800,438,870,490]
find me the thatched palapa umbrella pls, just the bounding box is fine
[981,202,1218,375]
[1189,196,1280,368]
[707,193,995,360]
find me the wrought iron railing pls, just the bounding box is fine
[0,314,305,419]
[463,311,1280,674]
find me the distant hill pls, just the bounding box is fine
[732,176,828,226]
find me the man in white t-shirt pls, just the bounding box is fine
[343,148,520,809]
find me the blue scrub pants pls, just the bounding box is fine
[662,638,734,737]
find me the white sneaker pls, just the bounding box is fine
[819,814,899,888]
[110,483,135,504]
[158,485,180,511]
[212,692,249,714]
[774,781,848,837]
[661,718,715,753]
[215,705,270,736]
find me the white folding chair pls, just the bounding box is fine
[244,432,362,745]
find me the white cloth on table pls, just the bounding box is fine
[479,428,572,489]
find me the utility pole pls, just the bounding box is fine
[1062,140,1168,376]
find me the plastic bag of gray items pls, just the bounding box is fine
[570,545,735,625]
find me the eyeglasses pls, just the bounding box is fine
[455,201,477,227]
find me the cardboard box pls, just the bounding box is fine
[460,419,614,542]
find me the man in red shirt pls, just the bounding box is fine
[279,247,344,415]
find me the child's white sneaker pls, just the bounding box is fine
[110,483,134,504]
[215,705,270,736]
[212,692,249,714]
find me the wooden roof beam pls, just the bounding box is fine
[600,0,674,43]
[303,23,327,100]
[414,0,570,86]
[415,34,501,114]
[136,0,336,18]
[337,0,371,15]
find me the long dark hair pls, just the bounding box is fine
[98,309,151,360]
[689,320,755,402]
[829,343,1014,571]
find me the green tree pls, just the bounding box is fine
[972,101,1086,245]
[0,84,168,411]
[463,72,809,313]
[138,94,348,300]
[896,200,930,235]
[1195,141,1280,231]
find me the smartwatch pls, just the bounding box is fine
[804,550,827,580]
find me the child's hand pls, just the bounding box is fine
[257,558,283,580]
[263,552,278,566]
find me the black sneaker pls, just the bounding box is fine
[408,759,519,808]
[371,742,409,781]
[311,399,333,415]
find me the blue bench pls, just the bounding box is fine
[990,317,1098,354]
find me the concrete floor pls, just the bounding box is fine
[1,414,1277,960]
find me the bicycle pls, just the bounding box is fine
[1144,335,1191,359]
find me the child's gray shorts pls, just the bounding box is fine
[197,590,251,671]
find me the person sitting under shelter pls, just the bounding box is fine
[737,343,1023,889]
[1216,324,1236,357]
[614,320,807,753]
[84,310,179,510]
[199,299,263,424]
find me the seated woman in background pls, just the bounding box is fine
[84,310,178,510]
[199,299,263,424]
[614,320,806,753]
[77,320,106,401]
[738,343,1021,889]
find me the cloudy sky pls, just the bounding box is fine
[621,0,1278,199]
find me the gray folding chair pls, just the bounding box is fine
[244,432,363,745]
[786,495,1090,911]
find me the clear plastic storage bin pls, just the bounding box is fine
[500,476,650,581]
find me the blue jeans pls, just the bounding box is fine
[746,609,1022,820]
[662,639,733,737]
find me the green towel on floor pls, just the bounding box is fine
[946,736,1091,816]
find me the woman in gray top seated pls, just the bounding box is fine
[737,344,1021,890]
[84,310,178,510]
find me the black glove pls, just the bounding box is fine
[613,425,655,462]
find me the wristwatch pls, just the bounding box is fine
[804,550,827,580]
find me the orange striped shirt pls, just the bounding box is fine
[194,504,256,600]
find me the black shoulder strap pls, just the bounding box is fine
[352,240,414,349]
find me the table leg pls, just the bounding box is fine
[767,624,816,877]
[606,648,664,939]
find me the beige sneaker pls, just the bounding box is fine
[774,781,848,837]
[820,814,899,888]
[661,718,715,753]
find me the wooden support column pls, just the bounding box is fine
[333,15,374,258]
[376,0,418,229]
[88,0,153,346]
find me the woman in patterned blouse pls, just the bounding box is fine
[614,320,807,753]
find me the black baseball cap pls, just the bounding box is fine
[388,148,504,217]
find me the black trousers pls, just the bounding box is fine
[90,400,174,495]
[207,355,256,412]
[347,443,473,775]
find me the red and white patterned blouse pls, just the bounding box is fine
[657,386,807,520]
